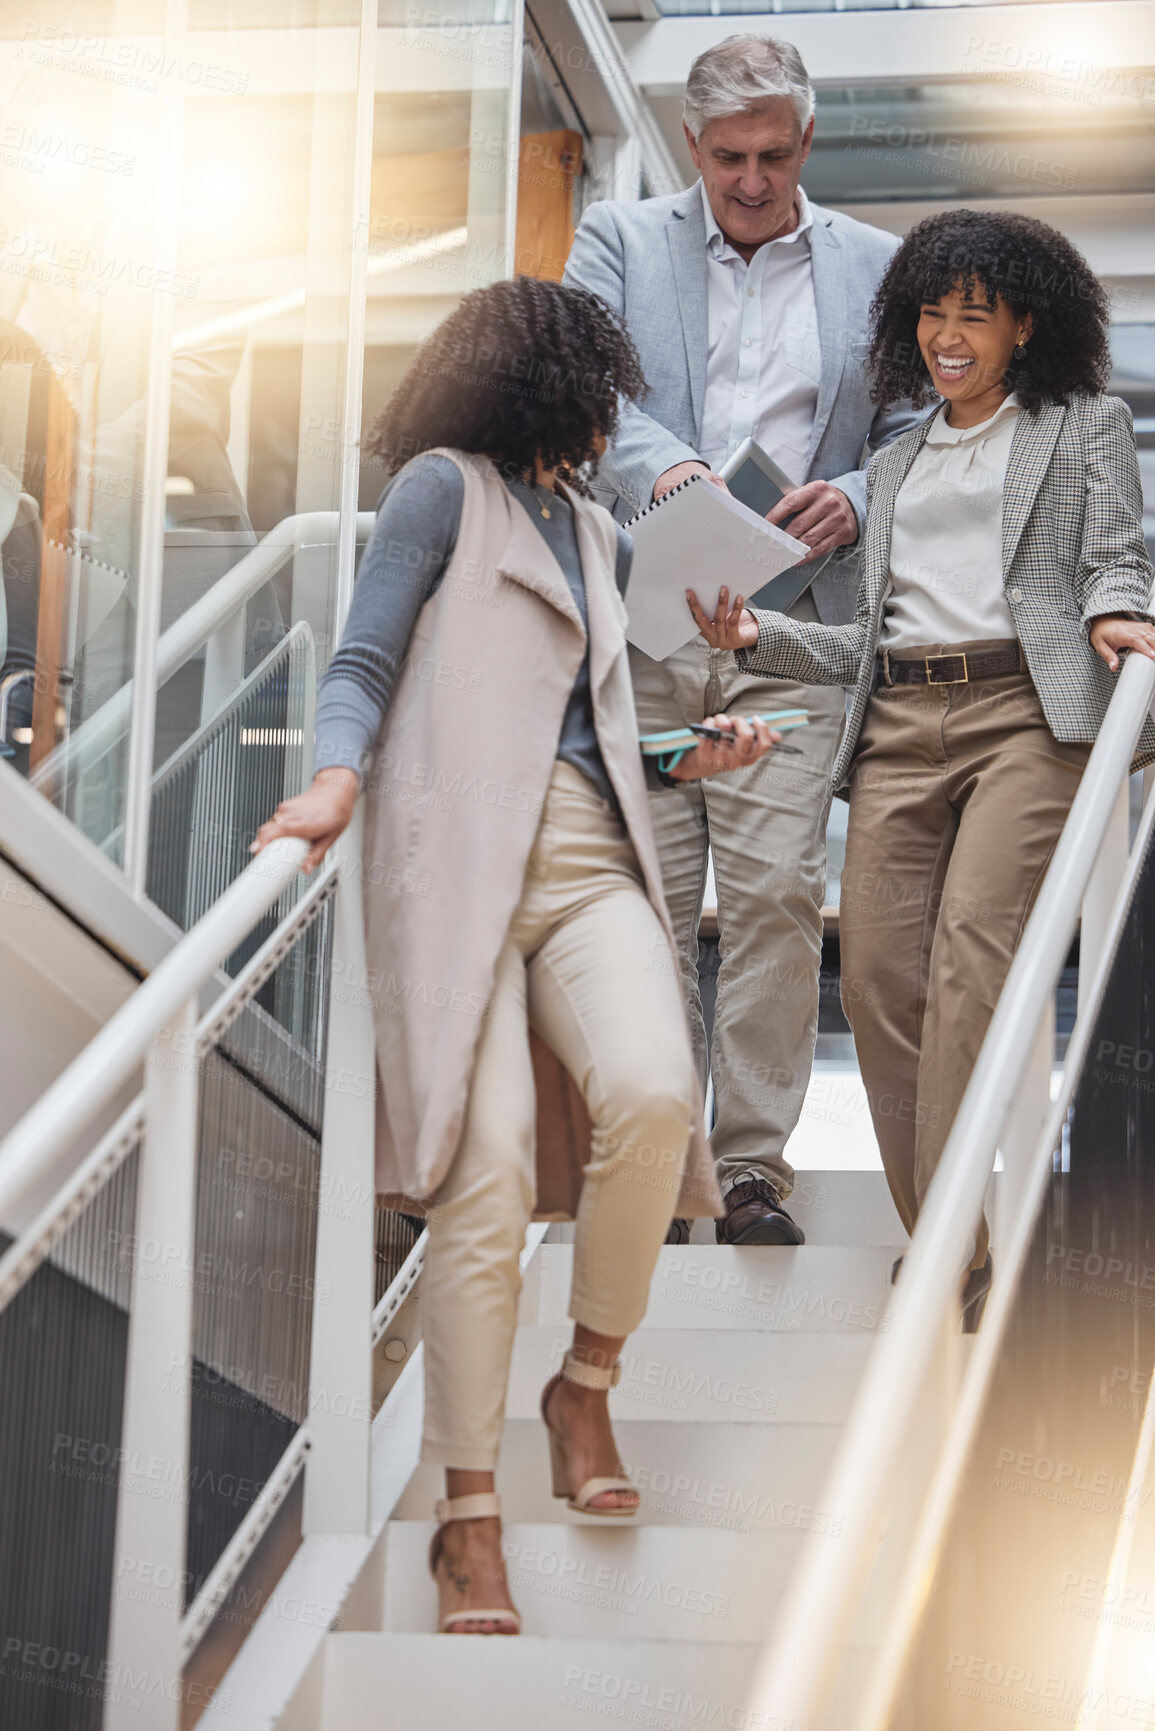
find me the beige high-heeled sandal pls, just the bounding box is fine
[428,1492,521,1634]
[540,1350,639,1517]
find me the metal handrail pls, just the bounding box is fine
[0,834,308,1222]
[750,648,1155,1731]
[0,668,35,755]
[30,509,375,792]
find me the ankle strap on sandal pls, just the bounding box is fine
[561,1349,621,1391]
[434,1492,501,1525]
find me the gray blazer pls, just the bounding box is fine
[563,182,926,624]
[739,392,1155,786]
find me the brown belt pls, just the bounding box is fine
[877,642,1026,687]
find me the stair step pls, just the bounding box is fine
[318,1632,870,1728]
[731,1168,901,1247]
[544,1169,904,1249]
[382,1522,811,1641]
[508,1327,873,1425]
[394,1419,845,1528]
[522,1245,893,1332]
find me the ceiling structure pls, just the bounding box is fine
[599,0,1155,331]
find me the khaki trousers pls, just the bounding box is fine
[421,762,696,1470]
[628,635,846,1198]
[839,645,1090,1269]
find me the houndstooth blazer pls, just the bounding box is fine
[739,391,1155,788]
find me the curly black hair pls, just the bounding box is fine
[868,209,1111,414]
[366,276,647,495]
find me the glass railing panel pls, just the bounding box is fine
[0,4,171,849]
[360,0,520,510]
[2,0,527,898]
[0,2,364,892]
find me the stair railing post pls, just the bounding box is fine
[199,612,248,726]
[303,819,377,1535]
[105,996,200,1731]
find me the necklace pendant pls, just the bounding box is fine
[540,505,551,519]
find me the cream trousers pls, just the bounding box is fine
[421,761,696,1470]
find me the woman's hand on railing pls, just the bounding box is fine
[686,586,759,651]
[1089,613,1155,673]
[251,767,359,872]
[667,713,781,781]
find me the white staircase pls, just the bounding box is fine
[304,1171,905,1728]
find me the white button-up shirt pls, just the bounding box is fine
[882,393,1020,651]
[696,182,821,485]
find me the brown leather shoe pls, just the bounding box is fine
[716,1176,805,1246]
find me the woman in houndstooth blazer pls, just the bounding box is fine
[690,209,1155,1330]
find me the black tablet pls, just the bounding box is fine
[719,438,833,609]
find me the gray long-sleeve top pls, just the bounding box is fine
[314,454,650,805]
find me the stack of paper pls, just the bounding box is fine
[623,476,807,660]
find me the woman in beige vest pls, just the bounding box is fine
[254,278,783,1635]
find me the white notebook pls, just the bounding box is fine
[622,475,807,661]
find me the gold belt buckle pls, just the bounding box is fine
[925,653,969,684]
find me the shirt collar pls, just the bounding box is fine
[924,392,1020,446]
[701,181,813,262]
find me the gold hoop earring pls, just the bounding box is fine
[1013,341,1028,360]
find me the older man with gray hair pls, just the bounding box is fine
[564,36,922,1245]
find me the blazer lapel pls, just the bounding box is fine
[1001,402,1067,573]
[666,186,709,441]
[806,212,847,473]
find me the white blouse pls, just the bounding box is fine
[881,394,1020,652]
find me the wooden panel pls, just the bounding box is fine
[370,146,470,237]
[514,129,582,281]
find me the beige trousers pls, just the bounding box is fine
[421,761,697,1470]
[628,635,846,1198]
[839,645,1090,1270]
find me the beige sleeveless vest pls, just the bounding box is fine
[360,449,718,1218]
